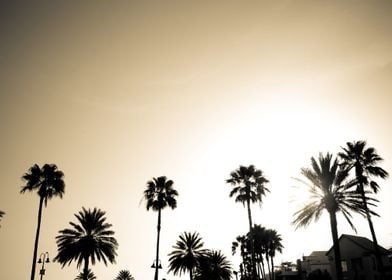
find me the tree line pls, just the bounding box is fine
[0,140,388,280]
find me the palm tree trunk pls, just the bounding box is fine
[359,183,385,278]
[260,256,266,280]
[154,208,162,280]
[258,253,266,280]
[30,196,44,280]
[329,211,343,280]
[266,254,271,280]
[84,256,89,280]
[271,256,275,280]
[246,199,257,280]
[189,268,193,280]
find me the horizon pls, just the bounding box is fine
[1,1,392,280]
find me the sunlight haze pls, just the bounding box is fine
[1,1,392,280]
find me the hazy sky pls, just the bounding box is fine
[1,1,392,279]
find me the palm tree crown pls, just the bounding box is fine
[114,269,135,280]
[54,207,118,277]
[144,176,178,211]
[339,140,388,193]
[227,165,269,207]
[21,163,65,203]
[168,231,207,279]
[195,250,232,280]
[292,153,375,230]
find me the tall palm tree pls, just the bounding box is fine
[194,250,232,280]
[144,176,178,280]
[114,269,135,280]
[168,231,207,280]
[20,163,65,280]
[227,165,269,279]
[75,269,96,280]
[339,140,389,276]
[54,207,118,280]
[292,153,376,280]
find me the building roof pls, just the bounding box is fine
[327,234,390,256]
[309,251,328,257]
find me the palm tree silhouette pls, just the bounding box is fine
[227,165,269,279]
[247,225,283,280]
[292,153,376,280]
[114,269,135,280]
[75,269,96,280]
[265,229,283,280]
[20,164,65,280]
[194,250,232,280]
[232,235,251,278]
[250,225,267,280]
[54,207,118,280]
[144,176,178,280]
[168,231,207,280]
[339,140,389,276]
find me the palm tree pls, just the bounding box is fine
[144,176,178,280]
[168,231,207,280]
[339,140,389,276]
[20,163,65,280]
[265,229,283,280]
[0,210,5,227]
[232,235,251,278]
[54,207,118,280]
[292,153,376,280]
[194,250,232,280]
[75,269,96,280]
[250,225,267,280]
[227,165,269,279]
[114,269,135,280]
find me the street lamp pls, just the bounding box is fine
[37,252,50,280]
[151,259,162,269]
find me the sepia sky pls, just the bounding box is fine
[1,1,392,279]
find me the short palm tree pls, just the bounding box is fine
[75,269,96,280]
[339,140,388,275]
[194,250,232,280]
[114,269,135,280]
[20,163,65,280]
[54,207,118,280]
[168,231,207,280]
[292,153,376,280]
[250,225,267,280]
[232,235,251,278]
[227,165,269,279]
[265,229,283,280]
[144,176,178,280]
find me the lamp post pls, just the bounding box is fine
[151,259,162,279]
[37,252,50,280]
